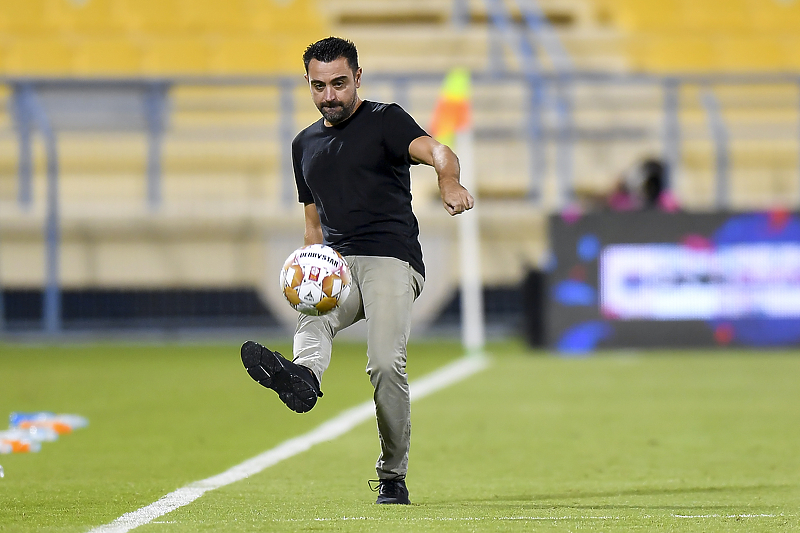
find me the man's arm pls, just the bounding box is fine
[304,203,324,245]
[409,135,474,216]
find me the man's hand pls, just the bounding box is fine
[409,136,476,216]
[440,178,475,216]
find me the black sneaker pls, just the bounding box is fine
[240,340,322,414]
[369,477,411,505]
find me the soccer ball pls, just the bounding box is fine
[280,244,351,316]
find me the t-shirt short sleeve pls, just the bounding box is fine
[381,103,430,164]
[292,134,314,204]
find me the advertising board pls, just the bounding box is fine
[547,211,800,351]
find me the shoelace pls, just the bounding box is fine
[280,352,323,397]
[368,476,405,494]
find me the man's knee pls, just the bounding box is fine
[366,355,407,383]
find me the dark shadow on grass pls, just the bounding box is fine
[528,483,793,502]
[431,483,794,507]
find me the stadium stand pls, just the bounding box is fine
[1,0,799,332]
[0,0,327,74]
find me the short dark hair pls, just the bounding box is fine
[303,37,359,74]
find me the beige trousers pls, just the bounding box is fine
[293,255,424,479]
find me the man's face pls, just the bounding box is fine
[305,57,361,126]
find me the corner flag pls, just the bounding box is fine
[430,69,485,354]
[429,68,472,149]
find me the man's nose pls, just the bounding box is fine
[321,86,336,101]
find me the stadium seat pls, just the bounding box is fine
[0,0,54,35]
[48,0,129,34]
[746,0,800,33]
[209,38,289,75]
[680,0,750,33]
[73,37,144,75]
[178,0,249,33]
[4,38,74,74]
[612,0,683,33]
[116,0,184,34]
[247,0,329,36]
[142,37,210,74]
[591,0,799,72]
[629,35,715,72]
[0,0,332,76]
[0,85,14,196]
[784,39,800,70]
[730,143,797,171]
[713,37,786,72]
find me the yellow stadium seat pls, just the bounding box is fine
[275,34,322,71]
[783,39,800,69]
[246,0,329,36]
[593,0,799,72]
[630,35,715,72]
[117,0,184,34]
[680,0,750,33]
[745,0,800,33]
[47,0,129,34]
[5,38,74,74]
[73,37,144,75]
[142,37,210,74]
[208,35,312,74]
[0,0,56,34]
[208,38,286,74]
[613,0,683,32]
[714,37,786,71]
[177,0,248,33]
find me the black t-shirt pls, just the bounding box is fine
[292,100,429,277]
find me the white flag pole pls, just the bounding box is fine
[456,128,485,353]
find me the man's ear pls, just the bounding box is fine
[354,67,362,89]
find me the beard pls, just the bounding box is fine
[318,95,358,125]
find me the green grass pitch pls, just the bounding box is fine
[0,339,798,532]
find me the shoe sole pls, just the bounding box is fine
[241,341,318,414]
[376,496,411,504]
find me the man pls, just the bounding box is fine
[241,37,474,505]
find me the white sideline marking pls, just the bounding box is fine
[672,514,780,518]
[281,516,622,522]
[88,353,489,533]
[278,514,785,523]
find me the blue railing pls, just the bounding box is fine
[482,0,575,201]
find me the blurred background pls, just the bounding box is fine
[1,0,799,349]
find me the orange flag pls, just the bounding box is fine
[429,68,471,148]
